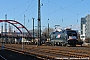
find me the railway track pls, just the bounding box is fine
[0,44,90,60]
[0,54,7,60]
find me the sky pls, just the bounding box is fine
[0,0,90,31]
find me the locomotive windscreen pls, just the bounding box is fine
[67,30,77,39]
[67,30,77,36]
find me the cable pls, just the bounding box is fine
[25,0,33,12]
[15,0,35,19]
[42,0,84,19]
[0,0,30,13]
[15,4,37,20]
[41,0,89,27]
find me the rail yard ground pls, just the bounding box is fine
[0,49,40,60]
[0,43,90,60]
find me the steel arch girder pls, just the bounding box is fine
[0,20,32,37]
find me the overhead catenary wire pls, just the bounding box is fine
[15,0,33,19]
[50,0,83,14]
[42,0,84,20]
[41,0,88,30]
[0,0,37,24]
[15,1,38,20]
[0,0,30,13]
[41,0,90,29]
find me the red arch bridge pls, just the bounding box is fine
[0,20,34,42]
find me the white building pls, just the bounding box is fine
[81,14,90,42]
[85,15,90,38]
[80,24,85,41]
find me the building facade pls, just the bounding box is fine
[81,14,90,41]
[85,14,90,38]
[81,18,86,35]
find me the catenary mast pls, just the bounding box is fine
[38,0,41,45]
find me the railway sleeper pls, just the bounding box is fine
[68,53,81,58]
[36,53,51,59]
[82,54,89,57]
[36,56,46,60]
[49,52,56,54]
[29,52,36,55]
[55,52,73,57]
[72,54,88,58]
[60,52,80,58]
[76,56,86,58]
[46,55,55,59]
[43,50,50,53]
[69,53,89,58]
[63,53,72,57]
[76,54,89,58]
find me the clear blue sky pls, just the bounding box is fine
[0,0,90,31]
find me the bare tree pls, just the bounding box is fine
[29,27,54,40]
[42,27,54,39]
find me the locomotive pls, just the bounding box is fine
[50,28,78,46]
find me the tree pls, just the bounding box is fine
[42,27,54,39]
[29,29,39,38]
[29,27,54,40]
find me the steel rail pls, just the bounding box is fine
[4,44,90,60]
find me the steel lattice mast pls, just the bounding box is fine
[38,0,41,45]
